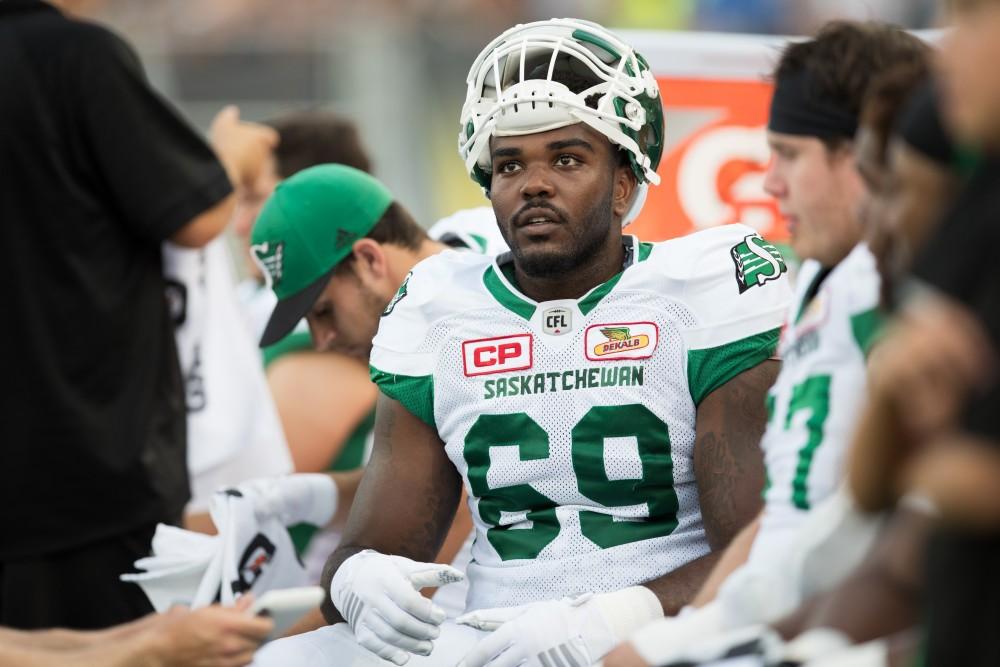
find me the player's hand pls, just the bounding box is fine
[145,595,273,667]
[457,587,662,667]
[226,473,338,527]
[209,105,279,190]
[330,550,465,665]
[870,294,995,436]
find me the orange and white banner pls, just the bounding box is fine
[619,30,790,243]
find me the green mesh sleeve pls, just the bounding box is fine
[687,327,780,405]
[369,366,435,427]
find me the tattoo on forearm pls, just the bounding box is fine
[695,361,776,550]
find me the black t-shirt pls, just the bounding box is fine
[911,161,1000,667]
[0,1,232,558]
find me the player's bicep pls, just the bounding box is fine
[338,392,462,563]
[693,359,777,550]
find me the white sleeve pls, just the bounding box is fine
[675,224,793,404]
[368,259,443,427]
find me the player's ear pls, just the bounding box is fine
[612,163,638,221]
[350,238,388,283]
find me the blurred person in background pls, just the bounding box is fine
[0,595,271,667]
[235,112,380,542]
[602,22,930,667]
[0,0,275,629]
[856,1,1000,663]
[231,165,499,639]
[224,110,501,586]
[175,111,381,543]
[164,145,294,526]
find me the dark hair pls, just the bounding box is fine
[773,21,930,151]
[335,202,428,274]
[266,110,372,178]
[859,62,932,163]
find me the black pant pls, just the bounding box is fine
[0,522,157,630]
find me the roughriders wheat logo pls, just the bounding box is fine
[585,322,658,361]
[250,241,285,290]
[730,234,786,293]
[382,271,411,317]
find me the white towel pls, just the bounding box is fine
[122,487,308,611]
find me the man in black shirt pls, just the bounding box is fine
[862,1,1000,663]
[0,0,277,629]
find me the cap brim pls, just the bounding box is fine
[259,267,337,347]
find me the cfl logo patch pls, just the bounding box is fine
[542,307,572,336]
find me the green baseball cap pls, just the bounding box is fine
[251,163,393,346]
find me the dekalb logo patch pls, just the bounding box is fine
[462,334,533,377]
[731,234,786,293]
[585,322,658,361]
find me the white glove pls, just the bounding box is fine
[227,473,338,527]
[330,549,465,665]
[457,587,663,667]
[803,637,887,667]
[782,628,852,665]
[627,602,727,666]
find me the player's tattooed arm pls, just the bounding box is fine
[641,360,777,614]
[320,392,463,624]
[693,359,775,549]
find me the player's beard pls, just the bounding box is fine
[510,183,615,279]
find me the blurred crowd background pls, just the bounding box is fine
[68,0,940,262]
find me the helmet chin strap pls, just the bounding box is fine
[622,182,648,228]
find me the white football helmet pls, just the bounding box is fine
[458,18,665,225]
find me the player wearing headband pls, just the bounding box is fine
[254,18,790,667]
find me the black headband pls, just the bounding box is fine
[768,69,858,139]
[895,82,953,166]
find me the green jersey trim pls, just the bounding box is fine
[482,236,642,320]
[469,233,489,253]
[578,272,624,316]
[687,327,780,406]
[370,366,435,427]
[483,265,537,320]
[850,307,885,357]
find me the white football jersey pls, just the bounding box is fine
[749,243,883,565]
[370,225,791,611]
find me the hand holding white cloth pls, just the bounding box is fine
[122,488,308,611]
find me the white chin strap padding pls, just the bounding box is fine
[622,182,648,228]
